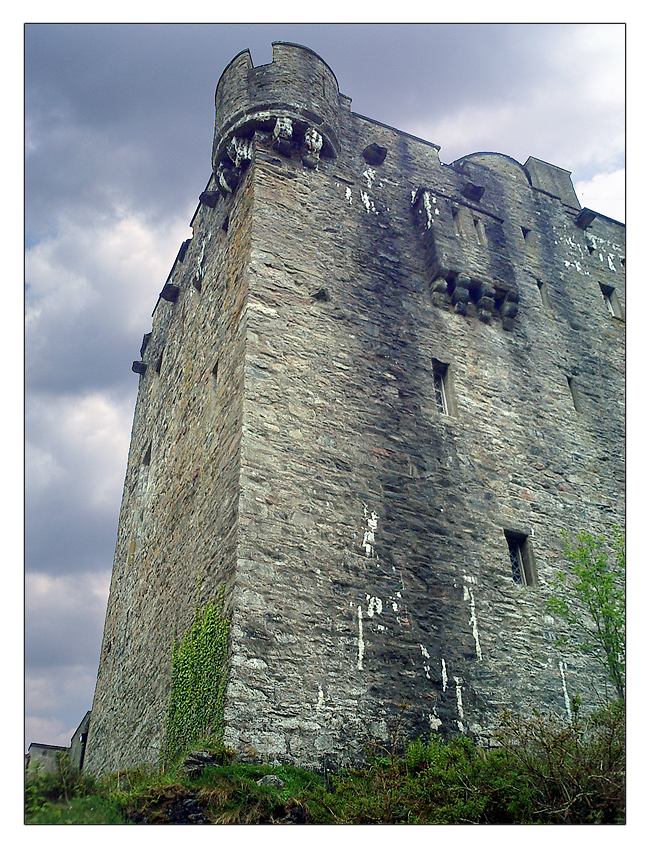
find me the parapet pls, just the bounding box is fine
[523,156,580,209]
[212,42,343,183]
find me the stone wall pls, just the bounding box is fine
[85,43,624,774]
[84,161,254,776]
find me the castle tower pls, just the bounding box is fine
[84,43,625,774]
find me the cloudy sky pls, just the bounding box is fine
[24,23,625,750]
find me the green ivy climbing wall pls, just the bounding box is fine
[163,589,230,766]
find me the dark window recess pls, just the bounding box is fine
[536,279,552,310]
[504,530,536,586]
[140,333,152,358]
[212,359,219,385]
[362,143,387,166]
[431,358,454,415]
[451,207,462,236]
[567,375,582,413]
[142,445,151,466]
[521,226,531,240]
[473,217,487,245]
[620,257,625,269]
[155,352,164,374]
[222,216,229,233]
[587,242,595,255]
[599,283,623,319]
[312,287,330,302]
[461,181,485,202]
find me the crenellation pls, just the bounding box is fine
[85,43,624,776]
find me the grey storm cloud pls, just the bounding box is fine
[24,23,624,749]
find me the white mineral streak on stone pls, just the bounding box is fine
[607,254,616,271]
[362,506,379,556]
[396,591,402,598]
[360,191,378,215]
[317,684,325,710]
[357,606,365,670]
[423,191,436,229]
[441,659,448,692]
[467,588,483,661]
[345,186,353,205]
[366,596,383,617]
[363,167,376,189]
[392,601,398,612]
[428,711,442,731]
[419,644,431,679]
[559,660,572,720]
[411,190,417,205]
[454,677,465,732]
[463,585,470,601]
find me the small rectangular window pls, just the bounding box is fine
[451,207,462,236]
[599,283,623,319]
[567,375,582,413]
[431,358,455,416]
[536,279,552,310]
[504,530,536,586]
[473,217,487,246]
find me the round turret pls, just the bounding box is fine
[212,42,342,174]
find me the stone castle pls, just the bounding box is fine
[84,42,625,775]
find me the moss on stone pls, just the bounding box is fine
[162,589,230,766]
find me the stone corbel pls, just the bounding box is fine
[227,136,253,169]
[431,277,448,296]
[452,275,471,315]
[501,293,519,330]
[302,127,323,169]
[477,281,496,323]
[216,162,240,196]
[272,117,294,156]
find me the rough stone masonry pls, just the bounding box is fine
[84,42,625,775]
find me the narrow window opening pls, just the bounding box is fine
[136,444,152,501]
[155,351,164,374]
[504,530,536,586]
[431,358,455,416]
[222,216,229,233]
[451,207,462,237]
[473,217,487,245]
[521,226,531,241]
[599,283,623,319]
[587,243,595,255]
[620,257,625,269]
[211,359,219,386]
[567,375,582,413]
[536,279,552,310]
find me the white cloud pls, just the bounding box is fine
[26,209,191,340]
[27,391,134,511]
[575,169,625,223]
[408,23,623,177]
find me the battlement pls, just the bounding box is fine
[212,42,344,185]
